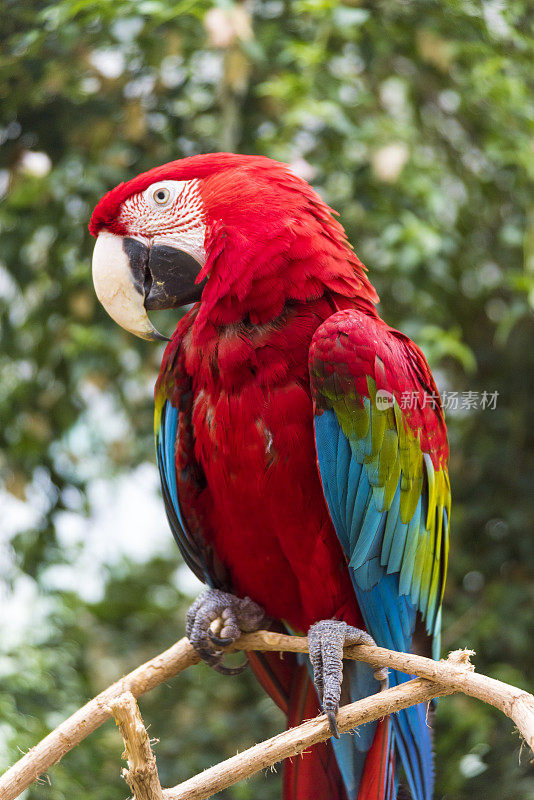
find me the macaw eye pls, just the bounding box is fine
[153,187,171,205]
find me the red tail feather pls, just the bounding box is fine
[357,719,395,800]
[249,651,348,800]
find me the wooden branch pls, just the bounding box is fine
[163,677,452,800]
[1,631,533,800]
[107,692,164,800]
[161,642,534,800]
[238,632,534,753]
[0,638,199,800]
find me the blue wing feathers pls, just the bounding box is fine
[314,409,435,800]
[337,430,351,525]
[315,412,347,547]
[399,499,422,596]
[410,527,429,608]
[350,489,384,571]
[387,513,409,575]
[353,556,383,591]
[156,400,209,585]
[381,484,401,566]
[162,401,179,510]
[346,457,363,541]
[351,471,373,547]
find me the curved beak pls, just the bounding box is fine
[92,231,205,341]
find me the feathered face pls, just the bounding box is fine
[91,173,208,340]
[89,153,376,340]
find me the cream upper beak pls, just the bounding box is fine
[92,231,166,341]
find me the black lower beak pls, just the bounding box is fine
[123,237,205,311]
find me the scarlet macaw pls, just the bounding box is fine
[90,154,450,800]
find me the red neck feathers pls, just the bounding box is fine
[194,158,377,341]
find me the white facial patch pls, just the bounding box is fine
[117,178,206,265]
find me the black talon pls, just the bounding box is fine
[198,648,222,664]
[213,658,248,676]
[327,709,340,739]
[208,629,234,647]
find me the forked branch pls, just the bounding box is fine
[0,632,533,800]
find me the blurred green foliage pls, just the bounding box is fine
[1,0,533,798]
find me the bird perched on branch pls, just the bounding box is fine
[90,153,450,800]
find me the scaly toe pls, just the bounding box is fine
[374,667,389,687]
[308,619,388,738]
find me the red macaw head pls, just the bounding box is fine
[89,153,376,340]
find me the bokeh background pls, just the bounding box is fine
[1,1,533,798]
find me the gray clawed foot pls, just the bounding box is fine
[186,588,267,676]
[308,620,389,738]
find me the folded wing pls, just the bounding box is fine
[310,308,451,800]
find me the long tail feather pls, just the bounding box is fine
[357,718,394,800]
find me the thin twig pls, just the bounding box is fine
[107,692,164,800]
